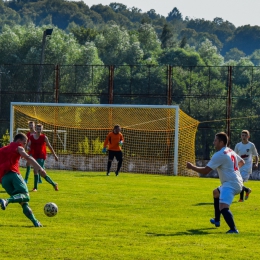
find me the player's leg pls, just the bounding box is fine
[106,151,114,176]
[33,168,39,191]
[36,159,44,183]
[0,172,42,227]
[219,187,239,233]
[21,202,42,227]
[242,172,251,200]
[24,160,31,183]
[37,160,58,191]
[115,151,123,176]
[210,187,221,227]
[0,172,30,209]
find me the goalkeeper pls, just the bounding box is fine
[102,125,124,176]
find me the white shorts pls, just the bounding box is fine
[240,168,251,182]
[219,185,242,205]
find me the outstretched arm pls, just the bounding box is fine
[45,136,58,161]
[18,146,47,176]
[186,162,212,175]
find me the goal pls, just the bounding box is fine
[10,103,199,176]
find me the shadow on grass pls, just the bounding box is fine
[193,202,212,206]
[74,174,107,177]
[0,191,7,193]
[146,228,215,236]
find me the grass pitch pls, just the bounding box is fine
[0,170,260,259]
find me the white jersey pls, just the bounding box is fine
[207,147,243,190]
[234,141,258,172]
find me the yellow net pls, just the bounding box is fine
[12,104,199,176]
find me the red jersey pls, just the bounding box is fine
[0,142,21,183]
[29,134,47,160]
[104,132,124,151]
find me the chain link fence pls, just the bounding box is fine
[1,64,260,159]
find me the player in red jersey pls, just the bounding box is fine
[0,133,45,227]
[102,125,124,176]
[27,124,58,191]
[24,121,42,184]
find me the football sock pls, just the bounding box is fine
[107,161,112,173]
[244,186,249,193]
[21,202,38,224]
[44,175,55,186]
[38,174,42,183]
[7,193,30,204]
[34,175,39,190]
[25,166,31,181]
[240,188,244,200]
[221,208,236,230]
[117,159,122,172]
[214,197,220,222]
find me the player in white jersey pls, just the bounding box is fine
[234,130,258,201]
[187,132,245,234]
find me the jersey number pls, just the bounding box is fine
[230,155,238,171]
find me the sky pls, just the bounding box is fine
[79,0,260,28]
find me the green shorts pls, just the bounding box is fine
[36,159,45,169]
[1,172,28,196]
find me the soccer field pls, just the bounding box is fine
[0,170,260,259]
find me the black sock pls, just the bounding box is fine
[221,208,236,231]
[244,186,249,193]
[214,198,220,222]
[240,188,244,200]
[107,161,112,173]
[117,160,122,172]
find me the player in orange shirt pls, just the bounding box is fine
[102,125,124,176]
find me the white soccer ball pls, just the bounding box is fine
[44,202,58,217]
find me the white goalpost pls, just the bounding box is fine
[10,102,198,176]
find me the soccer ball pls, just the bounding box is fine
[44,202,58,217]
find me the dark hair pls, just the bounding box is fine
[28,121,35,124]
[114,125,120,129]
[36,124,43,128]
[14,133,27,142]
[215,132,228,145]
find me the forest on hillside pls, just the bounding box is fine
[1,0,260,66]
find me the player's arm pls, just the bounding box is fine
[103,134,110,148]
[253,155,258,168]
[26,139,31,152]
[45,136,58,161]
[17,146,47,176]
[186,162,212,175]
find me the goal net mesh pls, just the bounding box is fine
[12,104,199,176]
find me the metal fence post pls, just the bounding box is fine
[55,64,59,103]
[109,65,114,104]
[226,66,232,144]
[167,65,172,105]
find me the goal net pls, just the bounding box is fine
[10,103,199,176]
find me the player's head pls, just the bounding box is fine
[28,121,35,130]
[241,130,250,142]
[14,133,27,147]
[113,124,121,134]
[214,132,228,150]
[36,124,43,133]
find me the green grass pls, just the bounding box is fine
[0,170,260,259]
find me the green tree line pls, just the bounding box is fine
[1,0,260,64]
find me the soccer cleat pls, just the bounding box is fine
[54,183,59,191]
[34,221,43,227]
[0,199,7,210]
[226,229,239,234]
[32,188,37,192]
[210,218,220,227]
[106,172,110,176]
[238,199,244,202]
[115,171,119,176]
[245,189,252,200]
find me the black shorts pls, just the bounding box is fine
[108,150,123,161]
